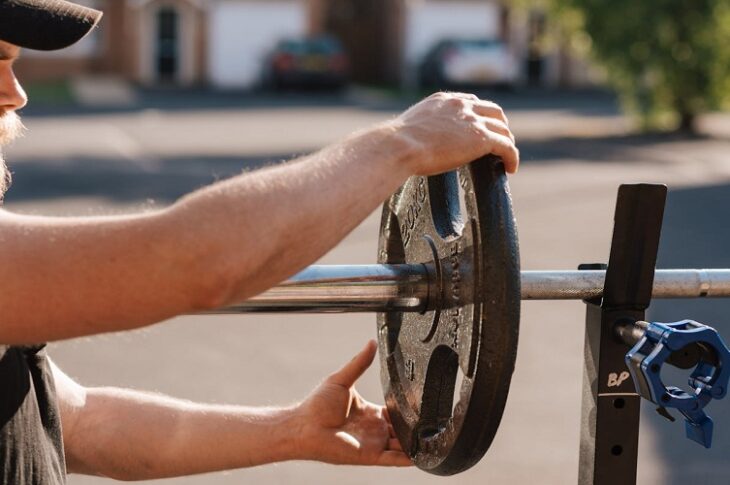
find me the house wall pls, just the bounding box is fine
[14,58,100,83]
[320,0,403,84]
[207,0,308,88]
[98,0,133,76]
[14,0,108,82]
[308,0,327,34]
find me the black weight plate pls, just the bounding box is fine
[376,155,520,475]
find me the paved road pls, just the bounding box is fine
[4,91,730,484]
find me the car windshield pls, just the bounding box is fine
[457,40,502,51]
[279,38,340,55]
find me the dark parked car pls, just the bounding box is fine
[263,36,350,91]
[419,38,518,90]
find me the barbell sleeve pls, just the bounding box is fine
[206,266,730,314]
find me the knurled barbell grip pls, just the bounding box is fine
[523,269,730,300]
[205,265,730,314]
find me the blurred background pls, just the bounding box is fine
[4,0,730,484]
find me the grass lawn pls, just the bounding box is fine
[23,80,75,106]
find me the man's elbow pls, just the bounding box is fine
[151,206,238,314]
[184,263,237,313]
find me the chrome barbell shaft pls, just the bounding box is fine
[212,264,431,314]
[209,266,730,314]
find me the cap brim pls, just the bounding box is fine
[0,0,103,51]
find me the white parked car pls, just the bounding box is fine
[419,39,519,89]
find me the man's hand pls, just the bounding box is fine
[293,340,412,467]
[388,91,519,175]
[55,342,410,480]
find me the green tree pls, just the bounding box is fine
[552,0,730,132]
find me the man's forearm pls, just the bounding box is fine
[55,344,410,478]
[66,387,303,480]
[167,123,416,306]
[0,123,416,344]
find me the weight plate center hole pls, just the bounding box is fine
[418,346,462,440]
[428,172,467,240]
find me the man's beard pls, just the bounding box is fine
[0,111,25,199]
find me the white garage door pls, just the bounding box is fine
[208,1,307,89]
[404,1,500,68]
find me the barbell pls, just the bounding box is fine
[204,156,730,476]
[212,266,730,313]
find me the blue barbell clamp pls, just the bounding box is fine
[625,320,730,448]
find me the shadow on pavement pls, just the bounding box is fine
[19,88,620,119]
[4,154,298,204]
[647,183,730,484]
[7,111,722,208]
[4,130,721,206]
[518,132,722,165]
[19,89,404,118]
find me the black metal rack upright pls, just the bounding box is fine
[578,184,667,485]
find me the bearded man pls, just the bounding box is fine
[0,1,519,483]
[0,104,20,193]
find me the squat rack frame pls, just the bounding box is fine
[578,183,666,485]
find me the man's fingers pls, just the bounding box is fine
[451,92,480,102]
[480,116,514,143]
[484,131,519,174]
[472,100,509,125]
[327,340,377,388]
[449,92,509,125]
[377,450,414,467]
[388,438,403,451]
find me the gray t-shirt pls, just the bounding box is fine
[0,345,66,484]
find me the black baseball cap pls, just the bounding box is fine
[0,0,103,51]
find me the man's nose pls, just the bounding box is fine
[0,69,27,112]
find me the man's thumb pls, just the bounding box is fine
[327,340,377,388]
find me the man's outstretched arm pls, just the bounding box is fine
[53,341,410,480]
[0,93,518,344]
